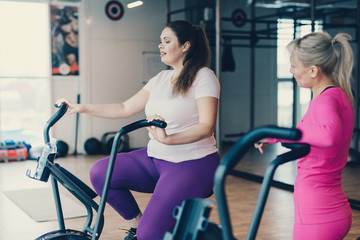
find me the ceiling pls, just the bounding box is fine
[253,0,357,9]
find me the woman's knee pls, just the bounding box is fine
[89,158,108,191]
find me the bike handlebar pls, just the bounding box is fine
[44,103,68,144]
[119,119,167,135]
[221,126,301,171]
[214,125,303,240]
[42,104,167,144]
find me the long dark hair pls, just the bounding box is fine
[166,20,211,96]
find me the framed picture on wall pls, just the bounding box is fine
[142,52,167,84]
[50,4,79,76]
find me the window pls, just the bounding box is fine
[277,18,322,127]
[0,1,50,145]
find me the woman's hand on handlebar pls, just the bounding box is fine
[146,115,168,144]
[56,98,83,115]
[254,139,269,154]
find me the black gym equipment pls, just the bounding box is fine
[101,131,129,154]
[84,131,129,155]
[231,9,247,28]
[56,140,69,158]
[26,103,167,240]
[164,126,310,240]
[222,38,235,72]
[84,137,103,155]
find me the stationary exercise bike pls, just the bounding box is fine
[164,126,310,240]
[27,103,167,240]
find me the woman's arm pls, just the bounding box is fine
[147,96,218,145]
[295,100,342,148]
[257,95,343,150]
[56,89,150,119]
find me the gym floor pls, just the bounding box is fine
[0,143,359,240]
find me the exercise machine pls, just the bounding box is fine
[26,103,167,240]
[164,126,310,240]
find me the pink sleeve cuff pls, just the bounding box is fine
[267,138,278,144]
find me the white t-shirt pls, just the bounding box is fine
[143,67,220,163]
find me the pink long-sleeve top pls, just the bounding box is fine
[270,87,354,224]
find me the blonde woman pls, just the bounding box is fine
[256,32,354,240]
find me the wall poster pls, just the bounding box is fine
[142,52,167,84]
[51,4,79,76]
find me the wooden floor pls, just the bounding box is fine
[1,144,359,240]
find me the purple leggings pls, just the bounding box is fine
[90,148,220,240]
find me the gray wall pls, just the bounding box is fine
[219,1,278,142]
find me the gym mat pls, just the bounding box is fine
[4,188,87,222]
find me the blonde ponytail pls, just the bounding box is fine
[332,33,354,103]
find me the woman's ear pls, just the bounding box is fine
[183,41,191,53]
[310,65,319,78]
